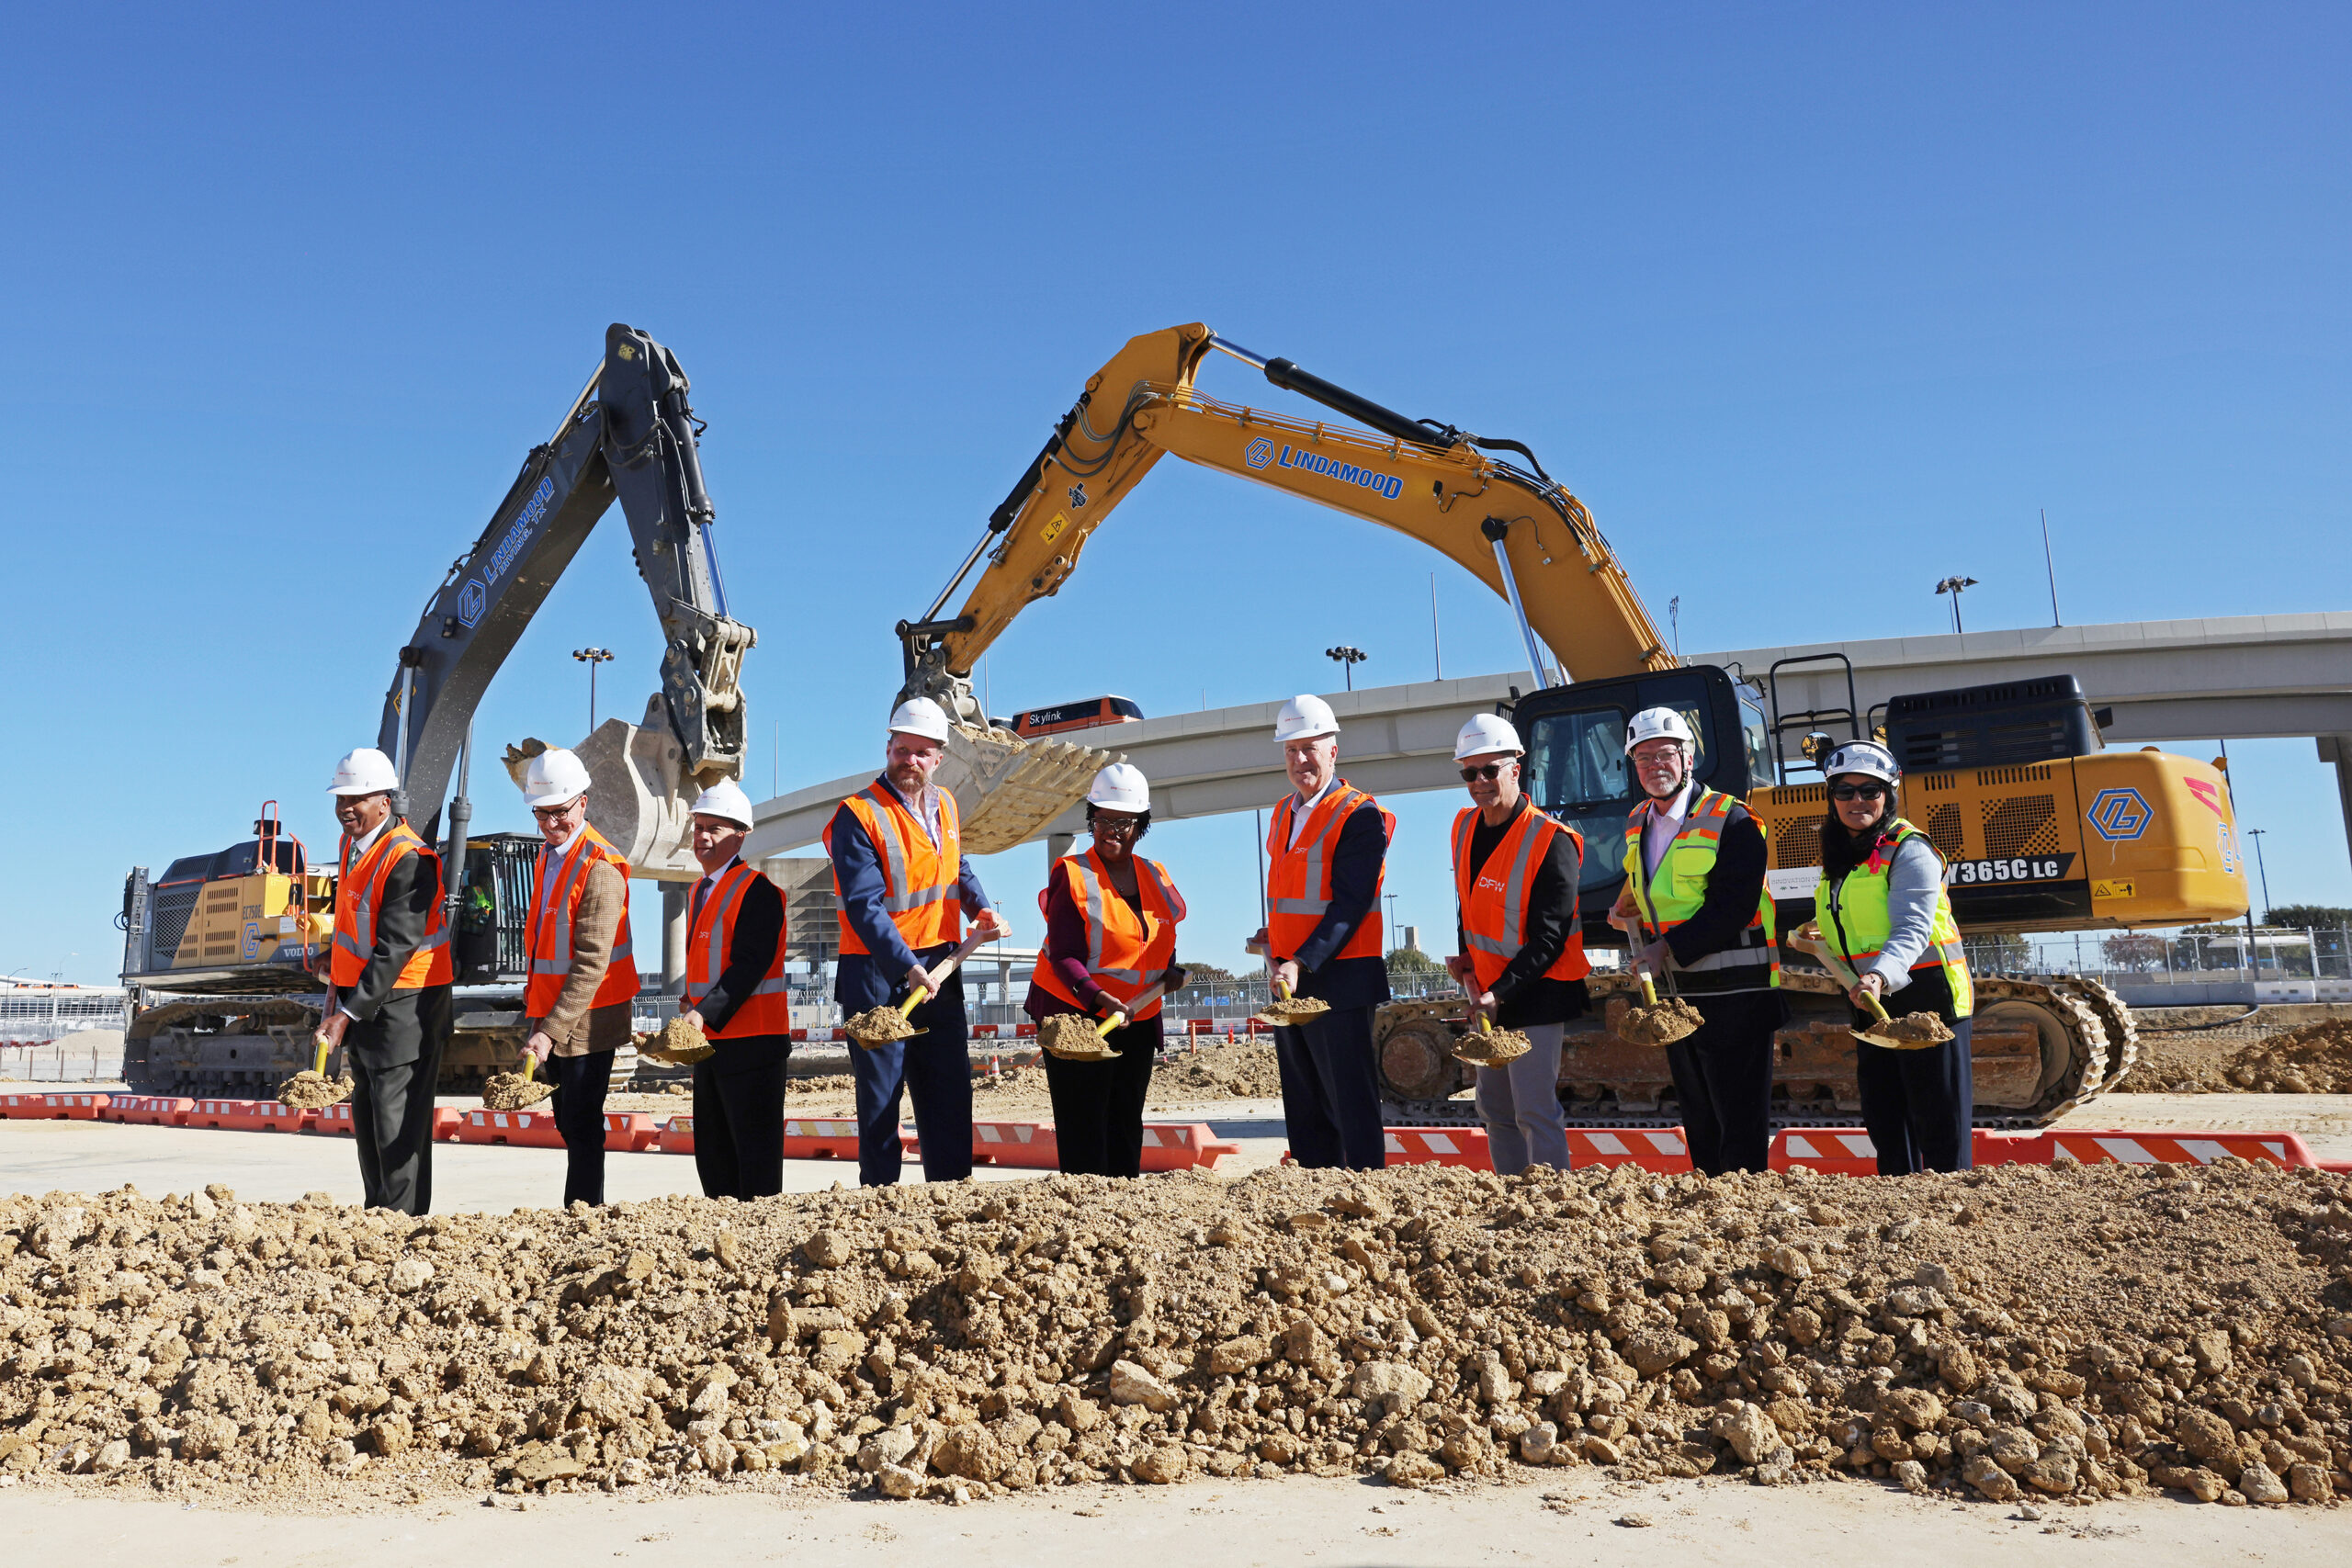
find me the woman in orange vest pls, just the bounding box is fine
[516,748,638,1207]
[1027,765,1188,1177]
[1444,716,1589,1173]
[677,779,790,1199]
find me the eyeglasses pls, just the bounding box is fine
[1092,818,1142,837]
[531,802,582,819]
[1459,763,1512,783]
[1829,783,1889,802]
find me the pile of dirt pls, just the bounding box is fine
[274,1073,350,1111]
[844,1008,918,1047]
[3,1163,2348,1510]
[2116,1020,2352,1094]
[481,1073,555,1112]
[1148,1038,1284,1100]
[1620,997,1703,1047]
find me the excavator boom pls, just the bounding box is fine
[377,322,756,844]
[899,322,1671,721]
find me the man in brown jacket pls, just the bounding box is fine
[517,749,638,1207]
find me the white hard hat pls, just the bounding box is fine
[328,748,400,796]
[1624,706,1697,755]
[1453,713,1523,761]
[888,696,952,742]
[1822,740,1900,786]
[1086,763,1150,813]
[520,747,594,808]
[1273,694,1340,744]
[690,779,757,829]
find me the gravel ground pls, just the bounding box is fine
[2118,1021,2352,1095]
[2,1158,2348,1513]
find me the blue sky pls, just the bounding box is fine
[3,4,2346,984]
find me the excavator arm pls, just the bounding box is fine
[374,323,756,863]
[899,321,1671,720]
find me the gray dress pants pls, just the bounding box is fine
[1473,1021,1569,1173]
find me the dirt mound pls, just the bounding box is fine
[1453,1029,1532,1066]
[1146,1038,1283,1100]
[844,1007,918,1046]
[3,1163,2348,1509]
[275,1073,351,1111]
[2117,1020,2352,1094]
[481,1073,556,1111]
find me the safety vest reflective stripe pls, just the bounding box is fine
[1452,805,1589,987]
[1034,851,1185,1018]
[330,822,452,991]
[685,859,790,1038]
[1619,789,1778,985]
[521,827,640,1015]
[1265,782,1392,964]
[827,782,963,955]
[1817,819,1973,1018]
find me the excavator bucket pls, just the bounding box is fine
[936,724,1120,856]
[505,694,706,879]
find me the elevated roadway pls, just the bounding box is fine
[744,611,2352,860]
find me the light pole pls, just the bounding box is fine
[572,648,614,731]
[1385,893,1399,944]
[1668,596,1680,660]
[1326,645,1367,691]
[2249,828,2273,920]
[1933,577,1978,634]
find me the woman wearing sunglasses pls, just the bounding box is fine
[1026,764,1188,1177]
[1445,715,1589,1172]
[1813,740,1975,1173]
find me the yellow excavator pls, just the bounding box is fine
[899,322,2250,1126]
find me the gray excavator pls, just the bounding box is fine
[119,323,756,1096]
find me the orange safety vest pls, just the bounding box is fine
[1265,781,1394,964]
[331,821,453,991]
[1452,803,1590,992]
[1033,850,1186,1020]
[825,780,964,956]
[523,826,639,1016]
[685,860,791,1039]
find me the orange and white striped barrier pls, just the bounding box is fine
[782,1117,870,1160]
[1137,1122,1240,1172]
[188,1098,311,1133]
[656,1115,695,1155]
[973,1121,1057,1168]
[1566,1128,1691,1172]
[102,1095,193,1126]
[2049,1129,2319,1169]
[1382,1126,1493,1169]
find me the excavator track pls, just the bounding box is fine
[2055,974,2139,1091]
[126,993,636,1098]
[1373,967,2116,1130]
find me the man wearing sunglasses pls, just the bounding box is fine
[1609,706,1782,1174]
[1444,714,1589,1172]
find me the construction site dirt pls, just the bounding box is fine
[1,1157,2348,1516]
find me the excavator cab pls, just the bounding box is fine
[1509,664,1771,943]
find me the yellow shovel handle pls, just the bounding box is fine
[313,1036,332,1076]
[523,1055,539,1083]
[1860,992,1895,1025]
[899,987,929,1018]
[1637,973,1660,1008]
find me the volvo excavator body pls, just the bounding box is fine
[119,325,754,1097]
[908,322,2250,1127]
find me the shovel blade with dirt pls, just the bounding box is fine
[846,927,995,1048]
[482,1052,555,1111]
[1618,970,1701,1047]
[1039,978,1172,1062]
[1788,923,1955,1050]
[278,1033,354,1109]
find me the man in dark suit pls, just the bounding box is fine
[312,747,454,1214]
[677,779,792,1199]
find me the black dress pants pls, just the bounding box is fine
[1039,1013,1159,1177]
[1273,1004,1386,1170]
[1855,1014,1974,1174]
[693,1036,789,1199]
[545,1050,613,1206]
[348,984,451,1215]
[1662,987,1784,1175]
